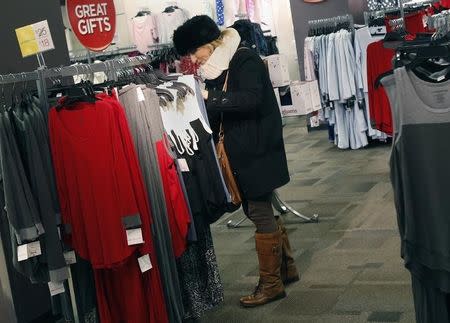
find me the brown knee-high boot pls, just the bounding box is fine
[240,229,286,307]
[276,217,300,285]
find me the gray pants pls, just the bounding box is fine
[243,193,278,233]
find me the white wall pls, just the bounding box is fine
[61,0,300,80]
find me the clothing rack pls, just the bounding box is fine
[389,17,406,30]
[0,55,152,116]
[70,43,173,63]
[0,54,153,323]
[307,14,354,36]
[364,7,401,25]
[427,9,450,38]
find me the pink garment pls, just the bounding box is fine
[132,15,158,54]
[224,0,240,26]
[239,0,248,14]
[246,0,255,21]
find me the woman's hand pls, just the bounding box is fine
[201,89,209,100]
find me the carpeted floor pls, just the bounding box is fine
[201,118,414,323]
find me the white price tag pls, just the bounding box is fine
[28,241,42,257]
[34,20,55,52]
[137,87,145,102]
[310,115,320,128]
[126,228,144,246]
[138,254,152,273]
[17,245,29,262]
[64,251,77,265]
[48,281,65,296]
[15,20,55,58]
[177,159,190,172]
[18,241,42,262]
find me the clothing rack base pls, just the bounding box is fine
[226,191,319,229]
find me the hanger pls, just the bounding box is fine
[135,10,151,17]
[163,5,178,13]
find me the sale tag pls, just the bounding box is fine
[28,241,42,258]
[17,245,29,262]
[64,251,77,265]
[138,254,152,273]
[310,115,320,128]
[126,228,144,246]
[48,281,65,296]
[17,241,42,262]
[137,87,145,102]
[177,159,190,172]
[15,20,55,58]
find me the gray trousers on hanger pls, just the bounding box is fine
[119,85,184,323]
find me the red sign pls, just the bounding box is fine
[66,0,116,52]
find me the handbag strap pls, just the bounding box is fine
[219,71,230,140]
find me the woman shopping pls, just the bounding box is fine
[173,15,298,308]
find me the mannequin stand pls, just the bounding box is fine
[226,191,319,229]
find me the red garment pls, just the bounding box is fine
[179,56,199,75]
[49,97,169,323]
[94,255,149,323]
[367,41,395,136]
[156,139,190,258]
[385,11,428,35]
[441,0,450,8]
[49,99,140,268]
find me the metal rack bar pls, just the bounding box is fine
[0,55,152,85]
[226,191,319,229]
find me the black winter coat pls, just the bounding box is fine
[205,47,290,200]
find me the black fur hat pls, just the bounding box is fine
[173,15,221,56]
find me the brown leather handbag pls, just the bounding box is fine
[215,71,242,206]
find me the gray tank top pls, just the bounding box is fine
[382,67,450,292]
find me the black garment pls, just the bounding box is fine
[11,107,68,283]
[411,274,450,323]
[230,20,268,55]
[176,226,223,320]
[176,119,228,226]
[265,36,279,55]
[174,119,225,319]
[206,48,290,199]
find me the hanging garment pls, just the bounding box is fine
[156,139,190,258]
[11,107,68,283]
[49,98,169,323]
[382,67,450,321]
[216,0,225,25]
[176,218,224,320]
[367,0,397,10]
[116,87,185,323]
[304,37,316,81]
[367,40,395,135]
[0,111,49,283]
[132,15,158,54]
[155,83,225,319]
[200,0,216,20]
[354,26,388,140]
[94,253,150,323]
[155,9,189,44]
[224,0,240,26]
[174,118,228,225]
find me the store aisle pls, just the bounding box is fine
[202,119,414,323]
